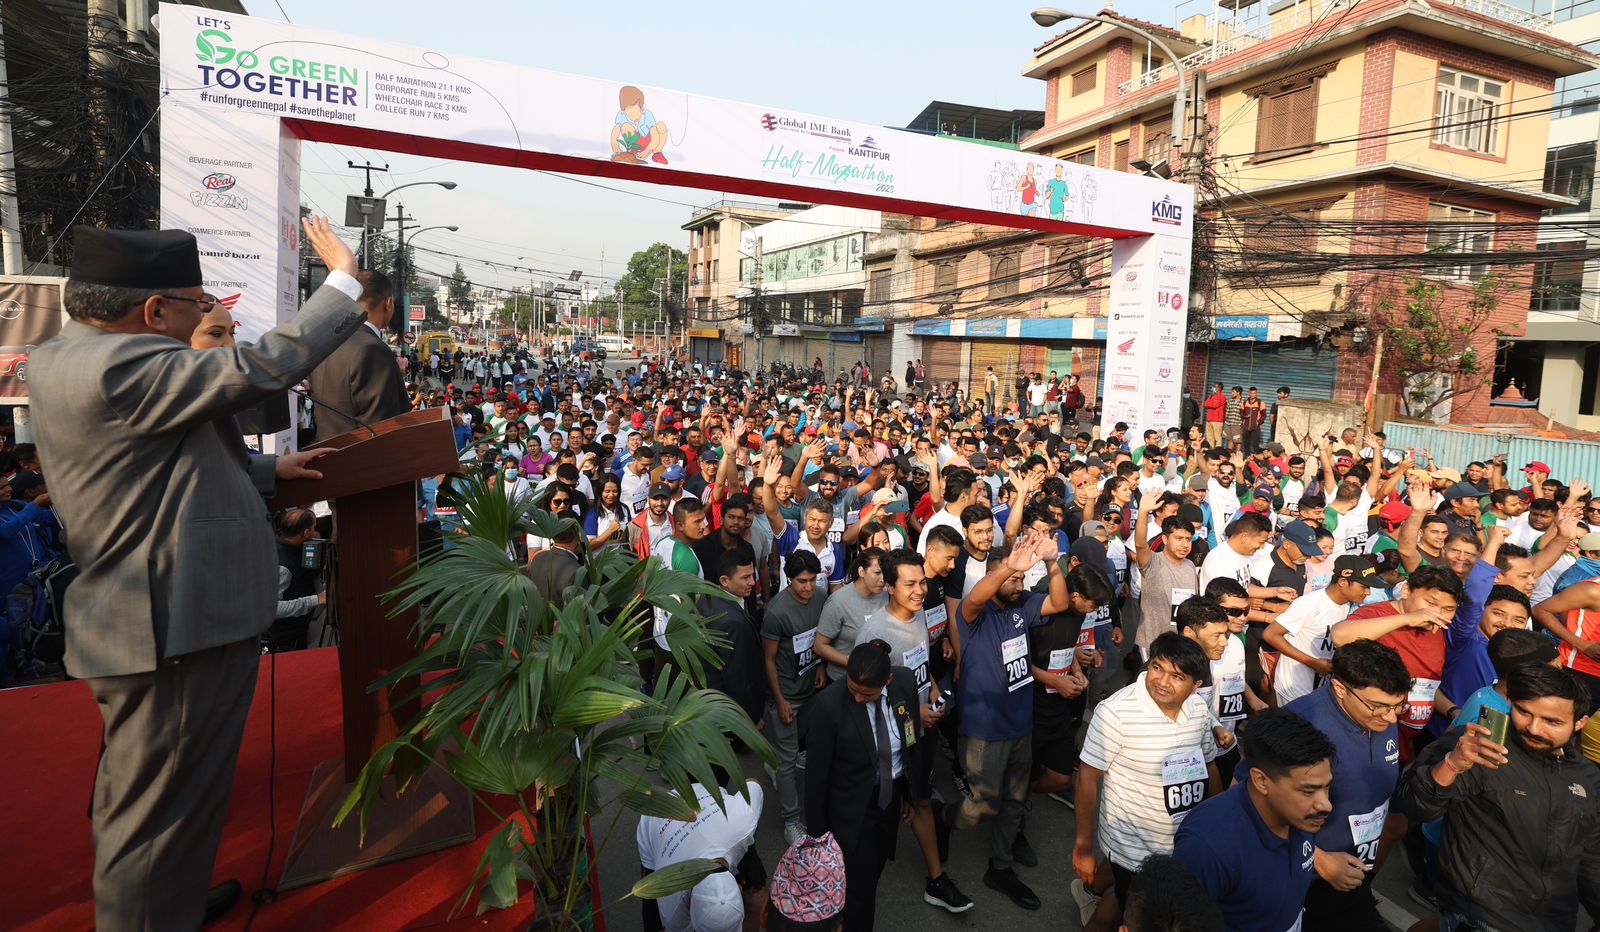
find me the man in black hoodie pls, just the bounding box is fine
[1398,663,1600,932]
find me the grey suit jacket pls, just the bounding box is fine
[29,284,368,678]
[306,322,410,443]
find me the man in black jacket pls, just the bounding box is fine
[806,641,927,932]
[699,546,765,725]
[306,270,410,442]
[1398,663,1600,932]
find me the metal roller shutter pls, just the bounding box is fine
[863,334,893,384]
[1205,340,1339,441]
[804,337,834,377]
[1045,342,1104,407]
[924,338,965,391]
[968,340,1023,407]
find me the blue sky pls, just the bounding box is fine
[272,0,1173,293]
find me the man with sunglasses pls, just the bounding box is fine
[1273,640,1411,931]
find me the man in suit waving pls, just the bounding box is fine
[306,268,410,442]
[805,639,928,931]
[30,218,366,930]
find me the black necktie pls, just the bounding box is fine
[871,699,893,808]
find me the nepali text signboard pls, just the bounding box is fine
[158,3,1192,437]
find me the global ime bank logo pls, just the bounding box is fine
[193,26,361,107]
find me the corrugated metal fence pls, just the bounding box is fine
[1381,423,1600,483]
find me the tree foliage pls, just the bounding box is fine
[447,263,474,315]
[611,243,688,327]
[1376,275,1505,421]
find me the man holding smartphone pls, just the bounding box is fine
[1399,664,1600,932]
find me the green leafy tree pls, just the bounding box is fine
[1376,275,1505,421]
[366,233,423,298]
[611,243,687,327]
[447,263,474,316]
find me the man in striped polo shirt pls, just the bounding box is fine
[1072,632,1220,932]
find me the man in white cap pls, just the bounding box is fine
[636,781,765,932]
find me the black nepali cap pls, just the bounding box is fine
[70,227,202,290]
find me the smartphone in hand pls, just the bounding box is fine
[1479,706,1510,747]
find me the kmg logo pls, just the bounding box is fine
[1152,196,1183,226]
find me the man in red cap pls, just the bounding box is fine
[1522,461,1552,498]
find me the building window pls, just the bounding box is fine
[1114,139,1130,172]
[1254,81,1319,155]
[710,259,718,281]
[869,267,891,306]
[1143,118,1172,165]
[1532,240,1585,312]
[1434,67,1505,155]
[1047,242,1090,288]
[1544,142,1595,214]
[1066,146,1096,166]
[934,259,959,289]
[989,253,1019,297]
[1241,208,1323,284]
[1425,201,1495,281]
[1071,65,1096,97]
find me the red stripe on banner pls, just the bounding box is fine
[282,120,1147,240]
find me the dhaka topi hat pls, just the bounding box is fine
[70,227,202,290]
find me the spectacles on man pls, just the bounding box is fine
[1222,605,1248,618]
[158,293,221,313]
[1342,683,1405,717]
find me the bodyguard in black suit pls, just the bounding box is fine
[805,641,929,932]
[307,270,411,442]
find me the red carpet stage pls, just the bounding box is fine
[0,648,550,930]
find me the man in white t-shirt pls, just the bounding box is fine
[1264,555,1378,705]
[1199,510,1273,591]
[636,781,764,932]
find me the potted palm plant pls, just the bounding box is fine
[336,473,774,929]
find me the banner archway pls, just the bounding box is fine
[157,2,1193,434]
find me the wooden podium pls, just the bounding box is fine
[266,408,476,889]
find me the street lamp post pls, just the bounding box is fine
[363,180,457,271]
[1030,9,1189,171]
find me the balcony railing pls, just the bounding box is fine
[1117,0,1548,95]
[1435,0,1552,32]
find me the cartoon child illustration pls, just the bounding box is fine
[1043,163,1070,221]
[1017,163,1039,216]
[611,85,670,165]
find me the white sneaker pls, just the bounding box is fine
[1071,878,1101,927]
[784,820,806,845]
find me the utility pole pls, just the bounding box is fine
[663,246,673,358]
[0,14,22,274]
[349,160,388,267]
[389,205,415,338]
[754,235,765,373]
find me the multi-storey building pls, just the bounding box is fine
[1518,0,1600,428]
[682,200,797,367]
[887,1,1596,424]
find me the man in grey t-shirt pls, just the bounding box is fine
[761,550,829,842]
[814,549,889,681]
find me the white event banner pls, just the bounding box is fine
[157,2,1192,437]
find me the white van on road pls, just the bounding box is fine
[596,335,637,357]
